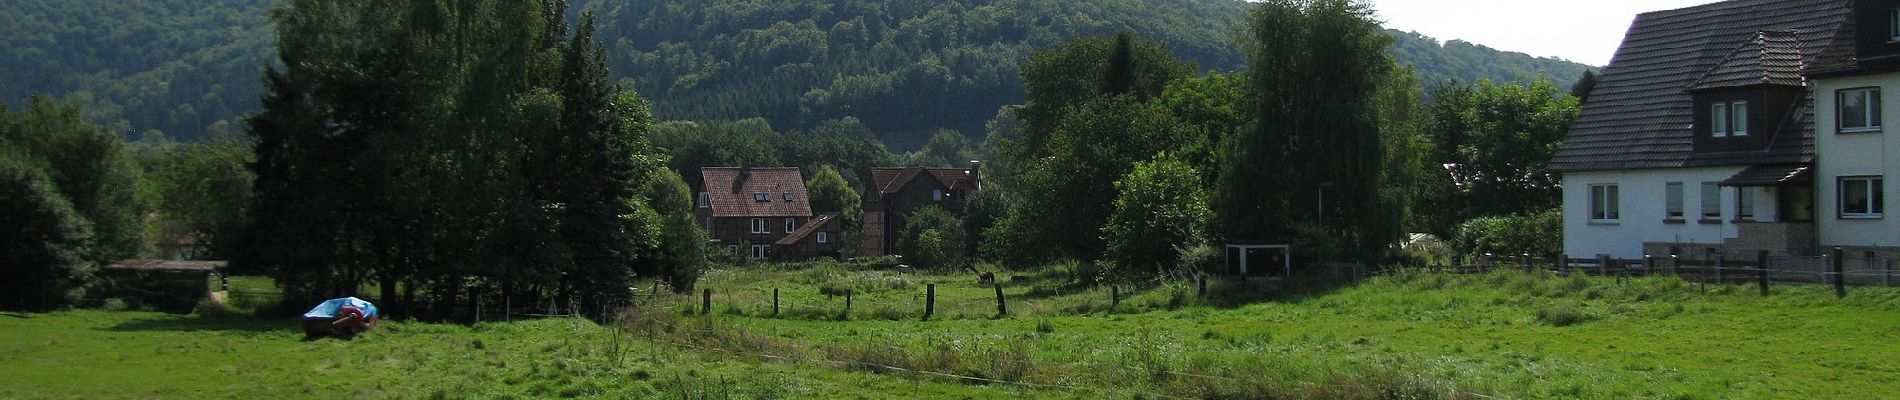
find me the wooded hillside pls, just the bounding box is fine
[0,0,1594,148]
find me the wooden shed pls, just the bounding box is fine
[97,260,224,313]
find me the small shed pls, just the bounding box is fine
[1224,243,1291,277]
[98,260,224,313]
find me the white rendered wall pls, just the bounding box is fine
[1562,167,1750,259]
[1815,73,1900,248]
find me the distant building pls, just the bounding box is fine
[695,167,839,261]
[1553,0,1900,262]
[861,161,981,257]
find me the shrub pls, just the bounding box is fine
[1452,208,1560,260]
[1534,299,1598,326]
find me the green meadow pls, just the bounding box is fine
[4,267,1897,399]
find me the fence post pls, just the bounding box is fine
[702,288,712,315]
[1520,253,1531,273]
[1111,285,1120,310]
[773,287,780,317]
[924,284,935,320]
[994,283,1007,316]
[1886,257,1895,287]
[1196,274,1207,297]
[1757,250,1770,297]
[1833,247,1846,299]
[1715,251,1725,284]
[505,294,512,322]
[844,290,853,318]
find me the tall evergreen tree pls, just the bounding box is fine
[1220,0,1396,262]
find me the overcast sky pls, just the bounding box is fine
[1366,0,1717,66]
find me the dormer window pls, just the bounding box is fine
[1839,87,1883,133]
[782,192,792,202]
[1711,100,1747,137]
[754,193,769,202]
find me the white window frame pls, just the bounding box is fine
[1665,182,1685,220]
[1839,87,1883,133]
[1711,100,1747,137]
[751,218,769,234]
[1700,182,1722,221]
[817,232,829,244]
[751,245,768,259]
[1589,184,1620,222]
[1839,176,1884,219]
[698,192,710,208]
[932,189,943,202]
[785,218,796,233]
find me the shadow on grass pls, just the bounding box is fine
[104,313,290,333]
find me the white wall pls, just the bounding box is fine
[1815,73,1900,248]
[1562,167,1750,259]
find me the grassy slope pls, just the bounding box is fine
[3,268,1895,399]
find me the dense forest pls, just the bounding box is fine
[0,0,1594,149]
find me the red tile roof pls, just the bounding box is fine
[774,212,841,246]
[700,167,813,218]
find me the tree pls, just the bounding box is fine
[1571,70,1599,105]
[644,168,708,291]
[1102,152,1211,279]
[0,157,92,311]
[1220,0,1397,263]
[910,129,975,167]
[148,139,253,262]
[806,164,861,221]
[899,206,964,269]
[1424,78,1579,222]
[2,96,146,263]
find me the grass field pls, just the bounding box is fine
[3,265,1897,399]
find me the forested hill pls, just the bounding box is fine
[0,0,1594,147]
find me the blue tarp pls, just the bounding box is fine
[302,297,378,319]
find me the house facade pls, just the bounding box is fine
[861,162,981,257]
[1553,0,1847,261]
[1811,0,1900,261]
[695,167,836,261]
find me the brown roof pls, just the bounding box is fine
[871,166,978,194]
[700,167,812,218]
[1551,0,1848,172]
[102,260,224,272]
[774,212,841,246]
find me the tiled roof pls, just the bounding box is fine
[1551,0,1849,172]
[102,260,224,272]
[700,167,812,218]
[1686,30,1806,90]
[774,212,840,246]
[1719,164,1812,186]
[870,166,977,194]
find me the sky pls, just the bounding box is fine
[1367,0,1718,66]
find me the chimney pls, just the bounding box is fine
[967,160,981,190]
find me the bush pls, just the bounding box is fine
[1534,299,1598,326]
[0,159,93,311]
[1452,208,1560,260]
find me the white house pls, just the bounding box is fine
[1809,0,1900,262]
[1552,0,1850,261]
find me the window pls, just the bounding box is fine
[785,218,796,233]
[751,245,768,259]
[1840,176,1884,219]
[751,218,769,234]
[1665,182,1685,219]
[1737,187,1756,221]
[782,192,792,202]
[1839,88,1883,133]
[1589,184,1620,221]
[932,189,943,202]
[727,245,738,256]
[698,192,710,208]
[817,232,829,244]
[1710,100,1747,137]
[754,193,769,202]
[1700,182,1722,220]
[1891,8,1900,41]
